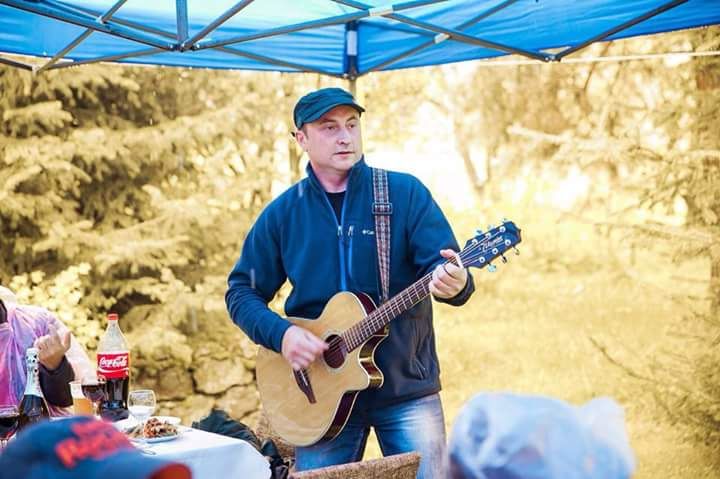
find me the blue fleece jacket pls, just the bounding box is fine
[226,158,475,405]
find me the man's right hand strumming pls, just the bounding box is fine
[281,325,328,371]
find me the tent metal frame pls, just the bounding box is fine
[34,0,128,73]
[0,0,175,50]
[0,0,693,78]
[334,0,552,64]
[187,0,447,51]
[179,0,255,51]
[553,0,689,60]
[363,0,521,73]
[33,2,341,76]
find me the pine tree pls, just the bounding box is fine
[1,65,284,349]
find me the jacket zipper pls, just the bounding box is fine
[313,163,360,292]
[347,225,354,281]
[319,190,348,292]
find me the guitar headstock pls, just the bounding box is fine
[459,220,522,271]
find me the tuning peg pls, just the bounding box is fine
[513,246,520,255]
[476,229,483,236]
[487,224,495,230]
[487,263,497,273]
[501,254,508,263]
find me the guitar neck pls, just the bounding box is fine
[339,220,521,353]
[341,272,433,352]
[342,254,463,352]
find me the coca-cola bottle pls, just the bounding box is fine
[18,347,50,430]
[97,313,130,421]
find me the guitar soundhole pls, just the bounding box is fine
[324,334,347,369]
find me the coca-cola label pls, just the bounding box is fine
[97,352,130,379]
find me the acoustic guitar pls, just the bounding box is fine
[256,221,522,446]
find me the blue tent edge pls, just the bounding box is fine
[0,0,718,76]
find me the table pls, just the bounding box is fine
[149,427,271,479]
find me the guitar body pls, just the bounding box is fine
[256,291,385,446]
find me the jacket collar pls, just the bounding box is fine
[305,156,369,194]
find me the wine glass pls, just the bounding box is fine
[128,390,156,444]
[0,405,19,450]
[81,376,107,418]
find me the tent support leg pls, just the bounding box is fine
[176,0,188,42]
[348,78,357,96]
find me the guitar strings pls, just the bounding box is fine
[323,233,503,359]
[324,229,512,358]
[321,228,516,360]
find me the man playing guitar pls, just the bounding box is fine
[226,87,475,478]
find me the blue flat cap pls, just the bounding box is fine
[293,87,364,129]
[0,416,191,479]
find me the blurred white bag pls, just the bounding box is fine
[448,392,636,479]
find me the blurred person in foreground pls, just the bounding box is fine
[0,415,191,478]
[226,87,475,478]
[448,392,636,479]
[0,285,93,416]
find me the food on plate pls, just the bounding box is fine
[125,417,178,439]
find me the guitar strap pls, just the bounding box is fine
[371,168,392,305]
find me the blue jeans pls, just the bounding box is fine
[295,393,446,479]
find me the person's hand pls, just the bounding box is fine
[281,325,328,371]
[429,249,468,299]
[34,324,72,371]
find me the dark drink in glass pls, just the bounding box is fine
[0,415,19,438]
[81,377,107,418]
[81,383,106,403]
[0,407,19,449]
[17,394,48,430]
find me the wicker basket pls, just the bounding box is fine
[288,452,421,479]
[255,412,421,478]
[254,411,296,462]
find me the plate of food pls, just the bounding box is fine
[125,417,181,443]
[151,416,181,426]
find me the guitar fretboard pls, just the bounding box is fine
[340,257,460,352]
[337,222,518,353]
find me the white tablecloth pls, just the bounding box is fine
[150,427,271,479]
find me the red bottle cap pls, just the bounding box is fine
[107,313,119,321]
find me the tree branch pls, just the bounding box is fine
[588,335,657,383]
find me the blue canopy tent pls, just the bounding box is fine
[0,0,718,77]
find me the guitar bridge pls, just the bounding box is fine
[293,368,317,404]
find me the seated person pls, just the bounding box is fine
[448,392,636,479]
[0,285,93,415]
[0,415,191,479]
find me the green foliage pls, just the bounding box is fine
[0,63,428,364]
[0,64,288,355]
[8,263,102,350]
[429,26,720,452]
[2,101,73,137]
